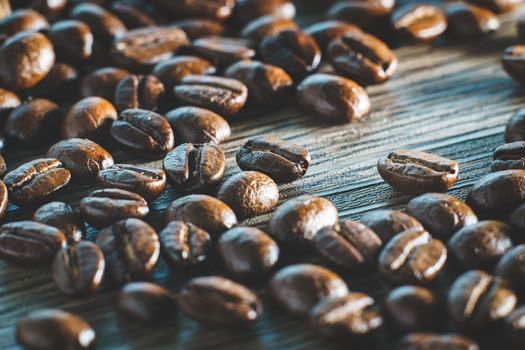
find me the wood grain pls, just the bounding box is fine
[0,4,524,350]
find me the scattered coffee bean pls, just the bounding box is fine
[49,20,93,63]
[241,15,298,44]
[29,0,67,19]
[0,9,48,35]
[233,0,296,24]
[505,305,525,347]
[71,3,126,44]
[61,96,117,140]
[506,107,525,142]
[33,201,84,244]
[399,333,479,350]
[304,20,362,52]
[114,74,165,112]
[183,36,255,67]
[118,282,177,323]
[360,210,424,243]
[445,2,500,40]
[326,0,394,32]
[155,0,235,21]
[509,202,525,231]
[80,67,130,102]
[391,4,447,42]
[502,46,525,85]
[0,87,20,119]
[492,142,525,171]
[172,18,225,40]
[152,56,216,91]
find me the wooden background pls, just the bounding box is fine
[0,2,524,349]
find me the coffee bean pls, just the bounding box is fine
[80,188,149,228]
[155,0,235,21]
[163,143,225,193]
[328,31,397,86]
[448,270,516,330]
[313,219,382,273]
[399,333,479,350]
[465,170,525,219]
[5,99,62,147]
[385,286,443,333]
[159,220,212,270]
[506,107,525,142]
[304,20,362,52]
[492,142,525,171]
[360,210,424,243]
[163,194,237,236]
[377,149,459,194]
[0,221,66,266]
[49,20,93,63]
[505,305,525,347]
[310,293,383,338]
[468,0,522,12]
[495,245,525,297]
[183,36,255,67]
[217,171,279,219]
[269,264,348,315]
[111,26,189,70]
[117,282,177,323]
[0,9,48,35]
[71,3,126,44]
[217,227,279,278]
[509,202,525,232]
[236,136,311,183]
[47,138,114,183]
[327,0,394,33]
[224,60,293,106]
[0,87,20,120]
[152,56,216,91]
[297,73,371,124]
[28,63,79,101]
[406,193,478,240]
[172,18,225,40]
[378,228,447,284]
[165,106,231,145]
[0,31,55,90]
[16,309,95,350]
[96,218,159,284]
[502,46,525,85]
[33,201,84,244]
[114,74,165,112]
[241,15,298,44]
[97,164,166,201]
[52,241,105,295]
[444,2,499,40]
[259,29,321,79]
[174,75,248,116]
[0,180,7,219]
[233,0,296,25]
[61,96,117,141]
[269,195,338,245]
[110,1,159,29]
[80,67,130,103]
[110,108,174,158]
[391,4,447,42]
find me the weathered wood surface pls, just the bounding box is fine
[1,4,524,350]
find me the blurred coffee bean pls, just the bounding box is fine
[233,0,295,24]
[61,96,117,140]
[445,2,499,40]
[502,46,525,85]
[0,180,8,220]
[110,1,158,29]
[33,201,84,244]
[0,9,48,35]
[241,15,298,44]
[0,155,5,176]
[172,18,225,40]
[118,282,177,323]
[183,36,255,67]
[509,202,525,232]
[506,107,525,142]
[80,67,130,103]
[492,142,525,171]
[506,305,525,347]
[153,56,216,91]
[495,245,525,297]
[28,63,79,101]
[326,0,394,33]
[399,333,479,350]
[155,0,235,21]
[0,88,20,121]
[49,20,93,63]
[468,0,522,13]
[360,210,424,243]
[391,4,447,42]
[304,20,362,52]
[114,74,164,112]
[71,3,127,44]
[165,106,230,145]
[27,0,68,18]
[0,0,9,20]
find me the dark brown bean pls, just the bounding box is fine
[118,282,177,323]
[495,245,525,297]
[114,74,165,112]
[165,106,230,145]
[506,305,525,347]
[241,15,298,44]
[304,20,363,52]
[444,2,499,40]
[155,0,235,21]
[152,56,216,91]
[33,201,84,244]
[61,97,117,140]
[327,0,394,33]
[360,210,424,243]
[183,36,255,67]
[509,202,525,232]
[49,20,93,63]
[172,18,225,40]
[80,67,130,103]
[492,142,525,171]
[0,9,48,35]
[28,63,79,101]
[0,180,7,219]
[233,0,296,24]
[26,0,68,18]
[71,3,126,44]
[0,87,20,120]
[391,4,447,42]
[110,1,159,29]
[506,107,525,142]
[399,333,479,350]
[502,46,525,85]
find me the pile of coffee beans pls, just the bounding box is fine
[0,0,524,349]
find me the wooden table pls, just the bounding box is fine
[0,3,523,349]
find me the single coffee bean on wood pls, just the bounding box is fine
[61,96,117,140]
[28,63,79,102]
[495,245,525,297]
[492,142,525,171]
[391,4,447,42]
[118,282,177,323]
[153,56,216,91]
[398,333,479,350]
[444,2,500,40]
[360,210,424,243]
[33,201,84,244]
[114,74,165,112]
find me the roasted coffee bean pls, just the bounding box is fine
[96,218,159,284]
[174,75,248,117]
[241,15,298,44]
[0,221,66,266]
[259,29,321,79]
[236,136,310,183]
[466,170,525,219]
[269,264,348,315]
[492,142,525,171]
[28,63,79,101]
[297,73,371,124]
[33,201,84,244]
[159,220,212,270]
[217,227,279,278]
[310,293,383,338]
[269,195,338,245]
[98,164,166,201]
[165,106,230,145]
[179,276,262,326]
[52,241,105,295]
[47,138,114,183]
[155,0,235,21]
[495,245,525,296]
[448,270,517,330]
[385,286,442,333]
[163,194,237,236]
[110,1,159,29]
[0,31,55,90]
[80,188,149,228]
[304,20,362,52]
[71,3,126,44]
[111,26,189,70]
[80,67,130,102]
[217,171,279,219]
[111,108,174,158]
[502,46,525,85]
[506,107,525,142]
[327,0,394,32]
[224,60,293,106]
[5,99,62,147]
[152,56,216,91]
[183,36,255,67]
[399,333,479,350]
[49,20,93,63]
[328,31,397,86]
[163,143,225,193]
[0,9,48,35]
[16,309,95,350]
[118,282,177,323]
[360,210,424,243]
[391,4,447,42]
[234,0,295,24]
[379,228,447,284]
[377,149,459,194]
[61,97,117,140]
[313,219,382,273]
[114,75,165,112]
[445,2,499,40]
[4,158,71,207]
[29,0,68,18]
[468,0,522,12]
[172,18,225,40]
[0,87,20,120]
[509,202,525,232]
[406,193,478,241]
[0,180,7,220]
[506,305,525,347]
